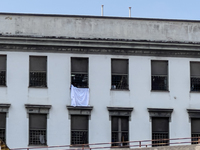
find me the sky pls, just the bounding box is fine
[0,0,200,20]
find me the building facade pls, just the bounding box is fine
[0,13,200,148]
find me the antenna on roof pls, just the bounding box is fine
[129,7,131,17]
[101,5,104,16]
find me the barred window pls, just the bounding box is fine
[191,118,200,144]
[151,60,168,91]
[111,116,129,147]
[190,62,200,91]
[0,55,6,86]
[111,59,128,90]
[0,113,6,143]
[29,114,47,145]
[71,58,88,88]
[29,56,47,87]
[152,118,169,147]
[71,115,88,145]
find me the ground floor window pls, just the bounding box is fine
[191,118,200,144]
[111,116,129,147]
[152,117,169,147]
[0,113,6,143]
[29,114,47,145]
[71,115,88,145]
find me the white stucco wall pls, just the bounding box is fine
[0,13,200,42]
[0,51,199,148]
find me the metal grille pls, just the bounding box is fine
[191,77,200,91]
[191,134,200,144]
[0,129,5,143]
[71,74,88,88]
[0,71,6,86]
[152,76,168,90]
[111,75,128,89]
[29,130,46,145]
[30,72,47,87]
[152,133,169,147]
[71,131,88,145]
[112,132,128,146]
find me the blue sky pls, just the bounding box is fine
[0,0,199,20]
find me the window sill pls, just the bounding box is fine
[0,85,7,87]
[190,91,200,93]
[151,90,169,92]
[110,89,130,91]
[70,145,89,148]
[28,145,48,147]
[28,86,48,89]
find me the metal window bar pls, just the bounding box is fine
[71,130,88,145]
[191,134,200,144]
[71,73,88,88]
[152,132,169,147]
[0,71,6,86]
[152,75,168,91]
[191,77,200,91]
[29,129,46,145]
[112,131,129,147]
[111,75,128,89]
[29,72,47,87]
[0,128,5,143]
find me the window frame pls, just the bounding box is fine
[71,57,89,88]
[111,59,129,90]
[29,56,47,88]
[151,60,168,91]
[0,113,6,143]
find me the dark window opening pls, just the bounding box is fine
[151,60,168,91]
[191,118,200,144]
[29,56,47,87]
[29,114,47,145]
[0,55,6,86]
[152,118,169,147]
[111,116,129,147]
[71,115,88,145]
[190,62,200,91]
[71,58,88,88]
[111,59,128,90]
[0,113,6,143]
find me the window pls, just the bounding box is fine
[67,106,93,146]
[0,113,6,143]
[29,56,47,87]
[111,59,128,90]
[0,55,6,86]
[190,62,200,91]
[111,116,129,147]
[152,118,169,147]
[107,107,133,147]
[191,118,200,144]
[29,114,47,145]
[71,115,88,145]
[71,58,88,88]
[151,60,168,91]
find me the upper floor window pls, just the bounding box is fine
[190,62,200,91]
[0,55,6,86]
[111,59,128,90]
[29,56,47,87]
[151,60,168,91]
[71,58,88,88]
